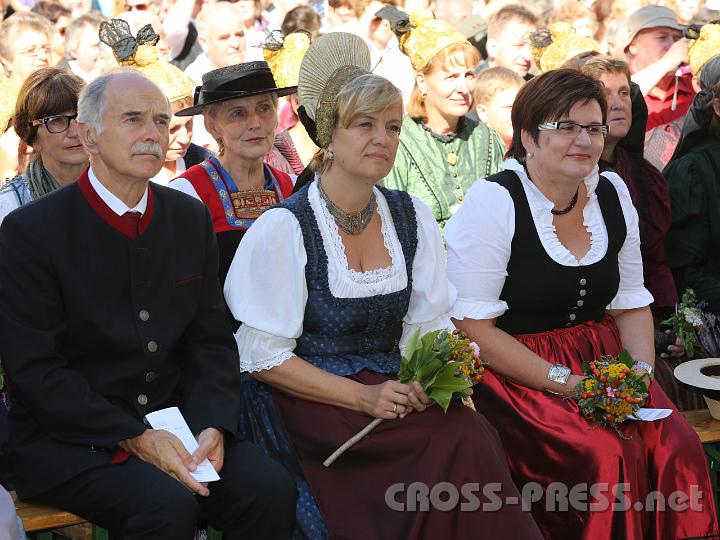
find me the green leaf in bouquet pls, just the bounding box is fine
[420,329,445,351]
[402,329,423,363]
[432,330,452,359]
[416,357,443,389]
[399,347,438,384]
[616,350,634,368]
[428,361,472,413]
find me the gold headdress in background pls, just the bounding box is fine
[99,19,194,104]
[530,22,602,73]
[687,22,720,76]
[262,30,310,89]
[376,7,469,72]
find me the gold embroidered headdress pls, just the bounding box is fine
[99,19,194,104]
[376,7,469,72]
[530,22,602,73]
[262,30,310,89]
[0,77,20,133]
[297,32,371,148]
[687,22,720,76]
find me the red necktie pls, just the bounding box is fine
[122,210,142,236]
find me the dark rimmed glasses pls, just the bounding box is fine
[538,121,609,137]
[29,114,77,134]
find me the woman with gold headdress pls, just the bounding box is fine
[262,30,318,176]
[379,7,504,227]
[99,19,212,186]
[224,31,542,540]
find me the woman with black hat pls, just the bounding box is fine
[168,61,296,286]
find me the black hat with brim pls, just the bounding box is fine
[175,60,297,116]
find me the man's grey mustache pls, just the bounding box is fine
[131,142,163,159]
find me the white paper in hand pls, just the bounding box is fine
[627,408,673,422]
[144,407,220,482]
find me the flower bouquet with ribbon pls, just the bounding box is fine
[574,351,648,439]
[323,329,484,467]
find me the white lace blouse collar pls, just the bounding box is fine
[502,158,601,206]
[500,158,606,266]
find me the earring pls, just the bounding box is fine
[420,89,427,99]
[326,150,334,161]
[527,152,534,159]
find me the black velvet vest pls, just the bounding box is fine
[490,170,627,334]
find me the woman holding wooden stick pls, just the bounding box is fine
[224,31,541,540]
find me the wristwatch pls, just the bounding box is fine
[547,364,572,386]
[634,360,654,382]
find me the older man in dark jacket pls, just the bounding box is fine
[0,69,295,540]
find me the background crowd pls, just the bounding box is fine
[1,0,720,537]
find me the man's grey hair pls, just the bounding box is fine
[77,68,168,134]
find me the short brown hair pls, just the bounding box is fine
[406,42,481,120]
[475,66,524,104]
[13,66,85,146]
[281,6,321,38]
[487,4,539,40]
[31,1,71,24]
[581,55,631,84]
[506,68,607,161]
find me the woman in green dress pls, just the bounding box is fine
[379,7,504,226]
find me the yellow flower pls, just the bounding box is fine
[607,362,626,379]
[584,379,595,392]
[607,399,632,419]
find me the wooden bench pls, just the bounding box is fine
[683,409,720,444]
[684,409,720,517]
[11,492,107,540]
[11,492,223,539]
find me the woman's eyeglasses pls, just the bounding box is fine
[15,45,51,58]
[538,121,609,137]
[29,114,77,134]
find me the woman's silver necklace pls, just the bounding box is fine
[318,180,376,235]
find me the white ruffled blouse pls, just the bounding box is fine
[224,181,456,373]
[444,158,654,321]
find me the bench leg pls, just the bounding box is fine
[207,525,222,540]
[703,442,720,517]
[92,524,110,540]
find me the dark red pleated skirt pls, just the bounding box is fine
[273,371,543,540]
[472,314,719,540]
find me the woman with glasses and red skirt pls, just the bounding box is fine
[445,69,719,539]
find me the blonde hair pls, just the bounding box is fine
[474,66,524,105]
[406,42,481,120]
[310,73,402,173]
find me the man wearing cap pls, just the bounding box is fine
[169,61,296,296]
[0,69,296,539]
[623,5,695,168]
